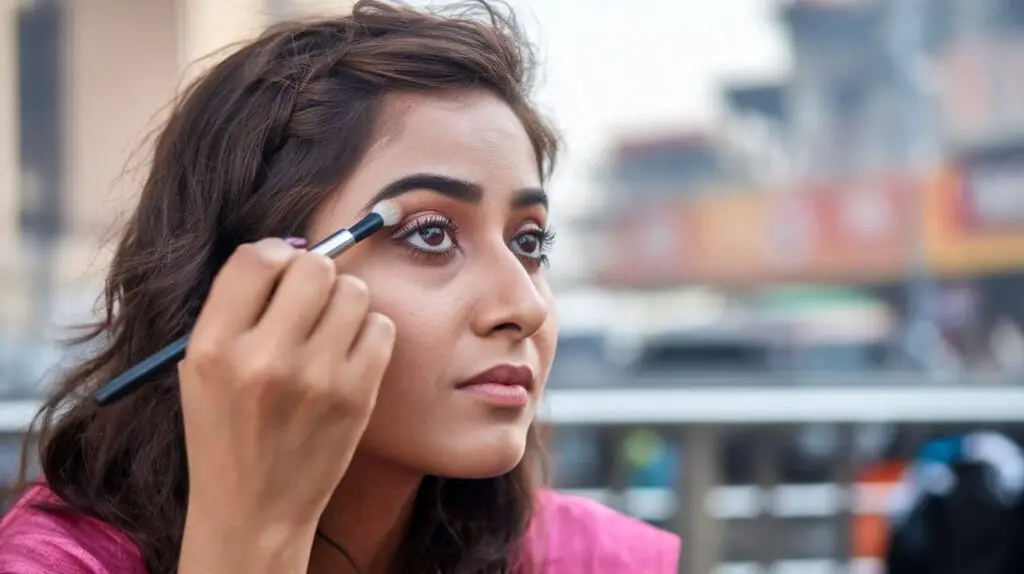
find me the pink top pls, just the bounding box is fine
[0,485,680,573]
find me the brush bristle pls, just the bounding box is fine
[371,200,403,227]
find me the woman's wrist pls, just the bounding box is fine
[179,507,318,574]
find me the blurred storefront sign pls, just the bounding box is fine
[924,165,1024,276]
[959,151,1024,231]
[693,193,775,283]
[597,174,916,287]
[598,160,1024,288]
[795,175,915,281]
[595,200,697,288]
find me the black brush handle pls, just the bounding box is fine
[92,335,190,406]
[91,211,385,407]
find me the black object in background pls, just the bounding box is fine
[886,460,1024,574]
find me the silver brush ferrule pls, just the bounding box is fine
[311,229,356,259]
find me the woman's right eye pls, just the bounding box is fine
[404,224,455,253]
[391,214,460,260]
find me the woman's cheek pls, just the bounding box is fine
[372,285,461,369]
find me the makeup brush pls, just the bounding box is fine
[92,200,404,407]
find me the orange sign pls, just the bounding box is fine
[924,165,1024,275]
[688,194,772,283]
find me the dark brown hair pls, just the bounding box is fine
[19,1,558,572]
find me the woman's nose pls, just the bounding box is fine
[469,249,549,341]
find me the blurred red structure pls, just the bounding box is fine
[596,164,1024,289]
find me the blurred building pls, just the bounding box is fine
[602,132,749,204]
[0,0,355,334]
[729,0,944,179]
[590,0,1024,374]
[731,0,1024,178]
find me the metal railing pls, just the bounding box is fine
[536,385,1024,574]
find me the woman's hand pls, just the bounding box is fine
[177,238,395,573]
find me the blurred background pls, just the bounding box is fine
[4,0,1024,572]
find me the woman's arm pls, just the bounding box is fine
[178,510,317,574]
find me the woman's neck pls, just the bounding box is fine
[309,453,423,574]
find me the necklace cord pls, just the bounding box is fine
[315,528,362,574]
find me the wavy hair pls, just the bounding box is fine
[19,1,558,572]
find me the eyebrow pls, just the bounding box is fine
[363,173,548,211]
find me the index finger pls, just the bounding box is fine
[191,238,302,346]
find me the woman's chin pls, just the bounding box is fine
[427,429,529,479]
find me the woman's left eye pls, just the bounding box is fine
[509,227,555,263]
[509,231,543,258]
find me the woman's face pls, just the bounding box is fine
[309,89,558,478]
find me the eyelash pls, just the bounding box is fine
[390,214,556,267]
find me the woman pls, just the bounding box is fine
[0,1,680,573]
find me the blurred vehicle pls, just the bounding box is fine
[609,327,770,376]
[547,289,623,388]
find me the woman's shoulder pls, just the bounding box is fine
[526,489,681,573]
[0,484,145,574]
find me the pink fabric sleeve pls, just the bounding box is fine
[523,489,681,573]
[0,485,681,574]
[0,486,145,574]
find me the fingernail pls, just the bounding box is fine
[283,236,307,247]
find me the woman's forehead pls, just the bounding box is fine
[367,91,536,172]
[327,91,539,210]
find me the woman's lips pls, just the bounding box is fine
[456,364,533,407]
